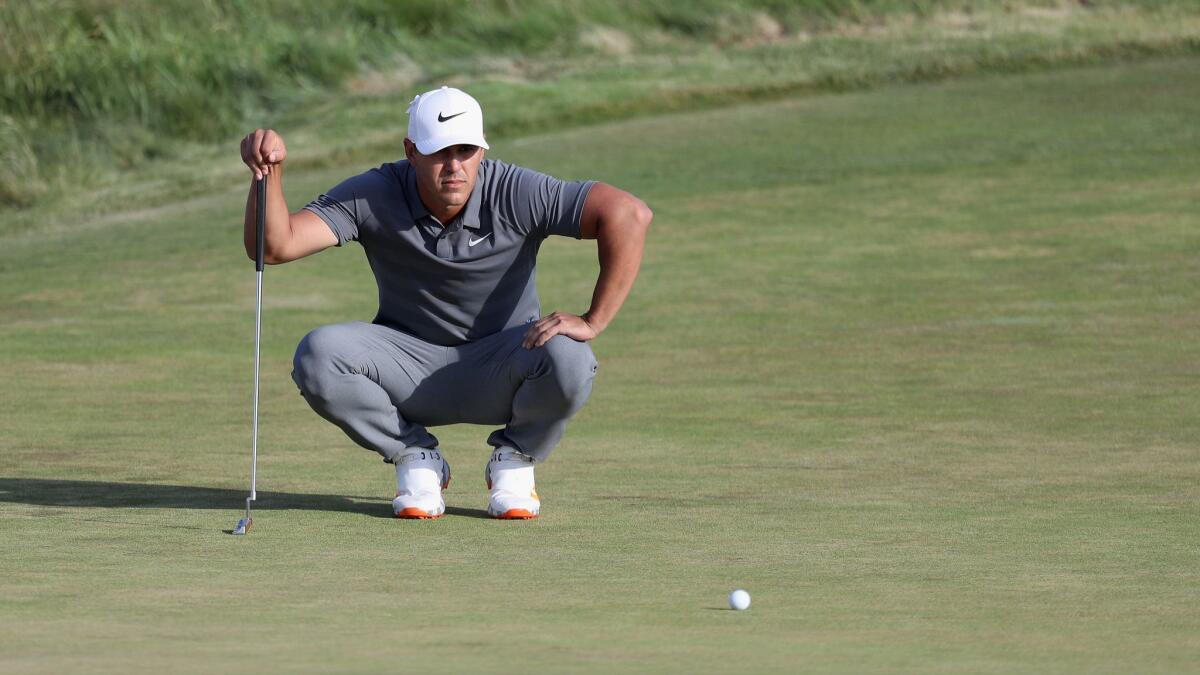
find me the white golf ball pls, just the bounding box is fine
[728,589,751,611]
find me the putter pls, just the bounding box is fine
[233,176,267,535]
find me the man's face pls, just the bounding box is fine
[404,139,484,213]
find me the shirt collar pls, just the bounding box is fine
[402,162,431,222]
[459,171,484,231]
[402,160,483,231]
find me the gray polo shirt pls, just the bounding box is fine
[303,158,594,346]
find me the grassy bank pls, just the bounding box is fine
[1,0,1199,217]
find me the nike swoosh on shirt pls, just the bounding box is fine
[438,111,466,122]
[468,233,492,247]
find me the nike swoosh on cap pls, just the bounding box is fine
[468,233,492,247]
[438,111,467,123]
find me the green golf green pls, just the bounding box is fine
[1,57,1197,673]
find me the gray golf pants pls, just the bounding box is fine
[290,322,598,463]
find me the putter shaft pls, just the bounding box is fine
[235,176,266,535]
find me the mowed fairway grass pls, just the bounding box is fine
[2,58,1198,673]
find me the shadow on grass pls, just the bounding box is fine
[444,506,491,519]
[0,477,392,518]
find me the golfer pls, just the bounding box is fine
[239,86,651,519]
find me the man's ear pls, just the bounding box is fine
[403,138,416,161]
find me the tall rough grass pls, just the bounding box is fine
[0,0,1196,209]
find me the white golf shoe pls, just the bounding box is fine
[392,448,451,519]
[485,447,539,519]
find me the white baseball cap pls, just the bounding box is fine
[406,86,490,155]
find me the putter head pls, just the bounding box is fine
[232,517,252,535]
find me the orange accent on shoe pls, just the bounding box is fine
[495,508,537,520]
[395,507,441,519]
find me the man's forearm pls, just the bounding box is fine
[583,200,652,333]
[242,164,292,261]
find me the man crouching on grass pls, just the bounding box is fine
[239,86,651,519]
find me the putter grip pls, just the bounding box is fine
[255,177,266,272]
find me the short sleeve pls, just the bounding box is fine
[302,169,386,246]
[507,165,595,239]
